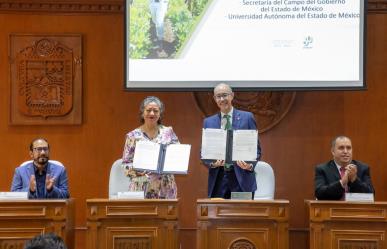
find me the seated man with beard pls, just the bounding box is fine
[11,138,70,199]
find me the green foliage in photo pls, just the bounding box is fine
[129,0,152,59]
[191,0,210,17]
[128,0,211,58]
[167,0,194,51]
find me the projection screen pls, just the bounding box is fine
[125,0,366,90]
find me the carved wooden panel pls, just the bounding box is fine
[197,200,289,249]
[229,238,257,249]
[0,240,26,249]
[106,205,159,216]
[114,237,151,249]
[0,206,46,217]
[86,199,178,249]
[0,200,75,249]
[0,1,123,14]
[368,0,387,13]
[218,229,265,249]
[194,92,296,133]
[307,201,387,249]
[9,34,82,125]
[0,0,385,14]
[0,228,43,249]
[338,240,377,249]
[333,230,384,249]
[106,226,157,249]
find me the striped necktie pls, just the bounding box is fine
[224,114,231,130]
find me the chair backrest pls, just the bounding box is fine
[108,159,130,197]
[254,161,275,200]
[20,160,64,167]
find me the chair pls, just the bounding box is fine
[108,159,130,198]
[254,161,275,200]
[20,160,64,167]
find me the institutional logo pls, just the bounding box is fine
[16,38,73,118]
[303,36,314,49]
[194,91,296,133]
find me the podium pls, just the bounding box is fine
[306,200,387,249]
[196,199,289,249]
[0,199,74,249]
[86,199,179,249]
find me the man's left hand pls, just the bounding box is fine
[346,164,358,182]
[236,161,253,171]
[46,174,56,191]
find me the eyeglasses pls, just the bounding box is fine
[214,93,231,100]
[33,147,49,153]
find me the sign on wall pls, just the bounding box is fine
[9,34,82,125]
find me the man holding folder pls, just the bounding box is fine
[202,83,262,199]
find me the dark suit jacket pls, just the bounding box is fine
[203,108,261,197]
[314,160,374,200]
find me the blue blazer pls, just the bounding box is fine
[11,161,70,199]
[203,108,262,197]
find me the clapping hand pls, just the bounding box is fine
[46,174,56,191]
[346,164,358,182]
[29,175,36,192]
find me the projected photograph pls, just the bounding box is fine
[128,0,209,59]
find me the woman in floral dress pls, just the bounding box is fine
[122,96,178,199]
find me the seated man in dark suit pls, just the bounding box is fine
[11,138,70,199]
[315,136,374,200]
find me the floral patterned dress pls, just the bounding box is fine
[122,125,178,199]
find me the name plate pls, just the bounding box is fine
[0,192,28,200]
[231,192,252,200]
[110,191,144,200]
[345,193,374,202]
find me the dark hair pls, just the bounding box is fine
[139,96,164,124]
[24,233,67,249]
[29,138,50,152]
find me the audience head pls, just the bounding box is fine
[24,233,67,249]
[213,83,234,114]
[29,138,50,166]
[139,96,164,125]
[331,136,353,167]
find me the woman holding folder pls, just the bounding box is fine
[122,96,178,199]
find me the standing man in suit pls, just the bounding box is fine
[315,136,374,200]
[202,83,261,199]
[11,138,70,199]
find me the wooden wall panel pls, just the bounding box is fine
[0,1,387,249]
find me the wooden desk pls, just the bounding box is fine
[86,199,179,249]
[306,200,387,249]
[0,199,74,249]
[196,199,289,249]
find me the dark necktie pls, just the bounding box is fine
[223,114,232,171]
